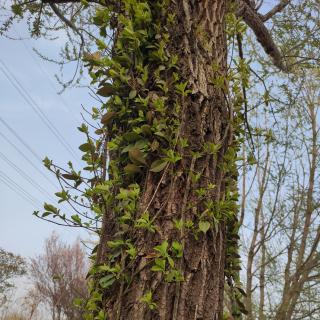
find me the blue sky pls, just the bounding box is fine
[0,22,93,258]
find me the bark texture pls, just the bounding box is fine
[97,1,233,319]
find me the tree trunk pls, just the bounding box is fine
[94,1,236,319]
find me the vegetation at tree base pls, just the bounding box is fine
[1,0,320,319]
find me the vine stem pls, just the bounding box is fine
[142,163,170,215]
[172,155,196,320]
[116,252,126,320]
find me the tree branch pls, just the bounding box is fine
[260,0,291,22]
[237,1,287,71]
[48,2,84,44]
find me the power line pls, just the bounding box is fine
[0,150,56,203]
[0,119,74,213]
[0,171,41,208]
[0,116,42,162]
[0,61,79,161]
[0,130,58,189]
[0,174,38,208]
[0,150,71,213]
[12,27,80,125]
[0,60,79,162]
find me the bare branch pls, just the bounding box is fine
[260,0,291,22]
[48,2,84,45]
[237,1,287,71]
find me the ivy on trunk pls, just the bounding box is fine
[29,0,287,319]
[81,1,242,319]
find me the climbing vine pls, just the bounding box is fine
[32,1,253,319]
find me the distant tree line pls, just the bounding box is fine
[0,234,88,320]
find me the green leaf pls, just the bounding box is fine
[93,183,110,193]
[173,219,183,230]
[140,291,157,310]
[135,212,156,232]
[107,239,125,248]
[97,83,114,97]
[11,4,23,17]
[123,132,142,143]
[73,297,83,307]
[126,244,137,259]
[114,95,122,105]
[55,190,68,203]
[44,203,58,214]
[167,256,175,268]
[151,258,166,272]
[96,39,107,50]
[42,212,51,218]
[134,139,148,150]
[129,90,137,99]
[71,215,82,224]
[79,143,93,152]
[140,290,152,303]
[203,142,221,155]
[124,163,141,175]
[165,269,184,283]
[165,149,182,163]
[199,221,211,234]
[96,310,106,320]
[101,112,117,125]
[154,241,168,257]
[151,265,164,272]
[150,160,168,172]
[78,123,88,133]
[80,0,89,7]
[247,153,257,165]
[172,241,183,258]
[175,81,191,96]
[43,156,52,168]
[141,124,152,136]
[61,173,78,181]
[185,220,194,228]
[99,274,115,288]
[129,147,147,166]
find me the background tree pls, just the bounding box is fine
[0,312,27,320]
[27,233,88,320]
[0,248,26,306]
[240,69,320,319]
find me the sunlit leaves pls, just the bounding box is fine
[198,221,211,234]
[150,159,167,172]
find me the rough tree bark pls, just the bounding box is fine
[95,1,232,319]
[89,0,290,318]
[30,0,287,319]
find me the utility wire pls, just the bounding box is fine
[12,27,80,125]
[0,60,79,162]
[0,174,38,208]
[0,151,56,203]
[0,150,71,213]
[0,171,41,208]
[0,130,58,189]
[0,116,42,162]
[0,117,72,210]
